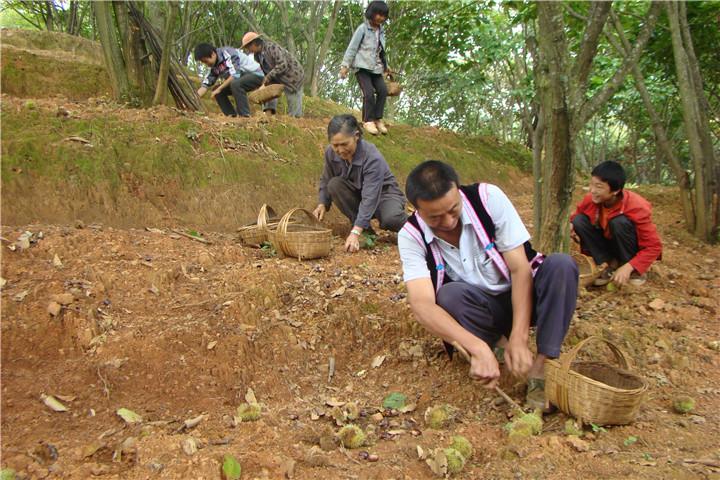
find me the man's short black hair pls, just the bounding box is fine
[365,1,389,20]
[249,37,264,48]
[406,160,460,207]
[194,43,216,61]
[591,160,626,192]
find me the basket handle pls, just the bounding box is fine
[555,336,630,419]
[560,336,630,376]
[277,208,321,236]
[257,204,277,230]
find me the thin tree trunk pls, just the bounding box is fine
[607,10,695,230]
[92,1,131,100]
[311,0,341,97]
[44,1,54,30]
[67,1,79,35]
[113,1,150,104]
[153,1,178,105]
[276,1,297,57]
[667,1,719,241]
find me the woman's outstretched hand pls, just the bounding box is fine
[312,204,326,221]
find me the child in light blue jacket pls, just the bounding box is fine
[340,1,391,136]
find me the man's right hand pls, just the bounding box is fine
[570,223,579,243]
[468,343,501,389]
[312,204,326,221]
[339,66,349,79]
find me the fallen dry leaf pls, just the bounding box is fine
[371,355,386,368]
[330,286,346,298]
[566,436,590,452]
[245,387,257,404]
[648,298,665,311]
[41,394,68,412]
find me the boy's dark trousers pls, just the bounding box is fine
[214,73,263,117]
[571,213,639,266]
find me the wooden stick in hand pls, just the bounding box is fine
[450,341,525,414]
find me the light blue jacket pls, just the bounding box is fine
[342,21,387,73]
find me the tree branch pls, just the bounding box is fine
[572,1,612,88]
[577,1,662,127]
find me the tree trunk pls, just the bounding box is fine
[93,1,131,100]
[535,2,574,253]
[67,1,79,35]
[276,1,297,58]
[301,2,327,92]
[153,1,178,105]
[44,1,54,30]
[667,1,719,242]
[311,0,341,97]
[607,10,695,230]
[113,1,152,105]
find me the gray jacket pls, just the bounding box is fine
[318,140,404,229]
[342,21,387,74]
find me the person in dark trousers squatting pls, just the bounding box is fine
[340,1,391,136]
[398,160,578,410]
[313,114,407,253]
[570,160,662,287]
[241,32,305,118]
[194,43,264,117]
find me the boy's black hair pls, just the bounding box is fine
[591,160,626,192]
[327,114,362,141]
[194,43,216,61]
[365,1,389,20]
[248,37,264,48]
[406,160,460,207]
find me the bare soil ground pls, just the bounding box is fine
[2,186,719,480]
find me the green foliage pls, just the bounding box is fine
[382,392,407,410]
[590,423,607,434]
[623,435,638,446]
[221,454,242,480]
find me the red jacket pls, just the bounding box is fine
[570,191,662,275]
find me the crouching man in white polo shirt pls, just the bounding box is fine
[398,160,578,409]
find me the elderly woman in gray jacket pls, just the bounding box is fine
[340,1,390,136]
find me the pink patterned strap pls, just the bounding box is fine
[460,187,511,281]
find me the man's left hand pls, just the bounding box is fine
[344,233,360,253]
[210,88,219,98]
[612,263,634,285]
[504,336,533,378]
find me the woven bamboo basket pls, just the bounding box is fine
[272,208,332,260]
[385,74,402,97]
[238,204,278,247]
[545,336,648,425]
[572,252,604,287]
[248,83,285,104]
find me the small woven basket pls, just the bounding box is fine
[272,208,332,260]
[248,83,285,104]
[385,74,402,97]
[238,204,278,247]
[545,336,648,425]
[572,252,604,287]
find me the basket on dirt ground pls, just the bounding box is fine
[545,336,648,425]
[238,204,278,247]
[572,252,604,287]
[385,74,403,97]
[272,208,332,260]
[248,83,284,104]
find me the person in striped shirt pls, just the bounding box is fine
[194,43,264,117]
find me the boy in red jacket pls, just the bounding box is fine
[570,161,662,286]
